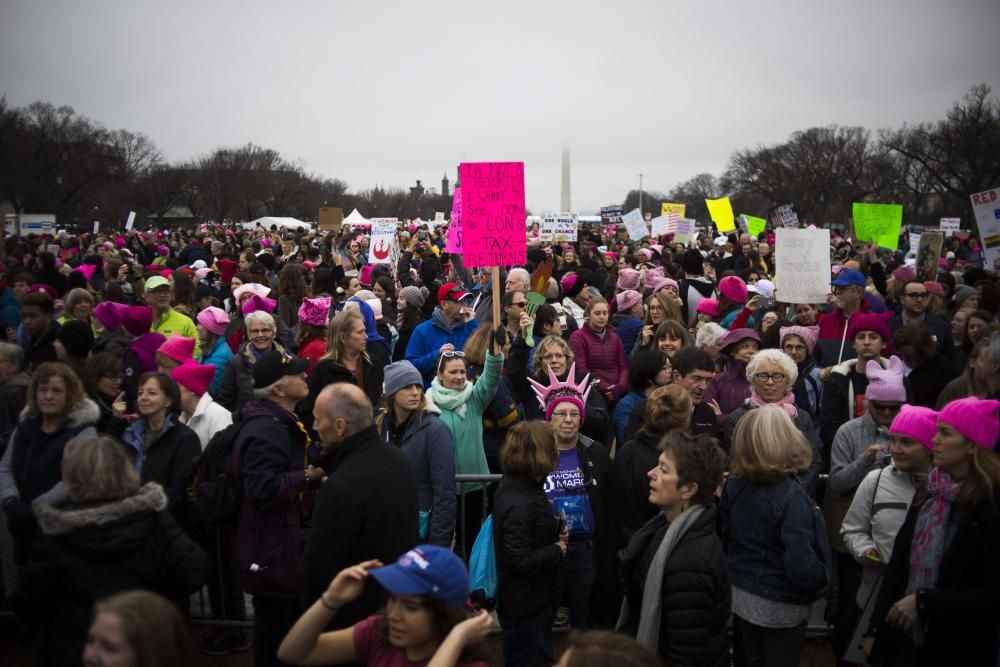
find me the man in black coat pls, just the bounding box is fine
[888,280,954,361]
[300,383,419,630]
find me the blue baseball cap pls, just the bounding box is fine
[369,545,469,608]
[831,269,866,287]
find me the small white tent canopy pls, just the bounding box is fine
[343,208,370,228]
[243,217,313,231]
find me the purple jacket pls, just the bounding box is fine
[703,359,751,424]
[568,324,629,400]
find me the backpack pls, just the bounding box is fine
[190,421,249,526]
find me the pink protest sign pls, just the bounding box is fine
[458,162,526,267]
[445,186,463,253]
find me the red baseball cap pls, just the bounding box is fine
[437,282,471,303]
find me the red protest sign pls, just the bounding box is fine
[458,162,526,268]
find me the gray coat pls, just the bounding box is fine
[377,398,456,547]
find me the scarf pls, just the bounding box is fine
[617,505,706,655]
[749,389,798,418]
[907,467,961,593]
[428,378,474,419]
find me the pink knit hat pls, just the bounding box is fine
[359,265,374,287]
[77,264,97,282]
[644,266,665,283]
[848,313,892,344]
[938,396,1000,450]
[157,334,196,364]
[365,298,384,320]
[93,301,129,331]
[170,361,216,396]
[650,276,679,295]
[891,266,916,283]
[233,282,272,301]
[196,306,230,336]
[696,298,720,318]
[616,289,642,312]
[298,296,331,327]
[779,325,820,354]
[122,305,153,336]
[616,268,640,291]
[719,275,748,303]
[241,293,277,315]
[889,405,938,450]
[864,356,906,403]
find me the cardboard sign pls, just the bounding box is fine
[458,162,526,267]
[550,213,577,242]
[600,205,623,225]
[915,230,944,281]
[621,208,648,241]
[319,207,344,232]
[446,187,463,253]
[852,202,903,250]
[705,197,736,232]
[650,215,670,237]
[368,219,398,265]
[775,227,831,304]
[969,187,1000,269]
[939,217,960,236]
[125,211,136,231]
[674,218,695,245]
[743,214,767,237]
[661,202,686,218]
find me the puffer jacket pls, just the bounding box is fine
[610,312,643,355]
[404,308,480,386]
[703,358,751,424]
[120,414,201,522]
[16,483,207,667]
[493,475,563,618]
[199,335,233,397]
[568,324,629,400]
[378,399,456,547]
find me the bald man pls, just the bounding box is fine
[300,384,419,630]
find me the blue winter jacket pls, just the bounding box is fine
[0,288,21,330]
[404,308,480,386]
[199,335,233,397]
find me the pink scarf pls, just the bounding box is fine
[748,389,798,418]
[908,467,961,593]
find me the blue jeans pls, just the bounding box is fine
[558,539,597,628]
[498,606,554,667]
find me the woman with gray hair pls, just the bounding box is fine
[722,348,823,495]
[694,322,727,361]
[217,310,292,413]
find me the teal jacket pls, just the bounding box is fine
[200,336,233,396]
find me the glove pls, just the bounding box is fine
[3,498,36,537]
[492,326,507,349]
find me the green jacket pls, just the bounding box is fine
[152,307,200,357]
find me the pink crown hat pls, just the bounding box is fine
[527,362,592,421]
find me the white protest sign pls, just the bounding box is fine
[775,227,831,304]
[650,216,670,237]
[939,217,960,237]
[92,220,99,234]
[908,233,922,258]
[970,187,1000,269]
[435,211,445,222]
[539,215,556,242]
[125,211,136,231]
[551,213,578,242]
[622,208,648,241]
[673,218,695,245]
[368,218,398,265]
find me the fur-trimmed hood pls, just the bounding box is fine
[19,396,101,429]
[32,482,167,536]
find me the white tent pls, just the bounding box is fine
[343,208,370,228]
[243,217,313,231]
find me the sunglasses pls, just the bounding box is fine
[870,402,902,413]
[436,350,466,373]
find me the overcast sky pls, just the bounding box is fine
[2,0,998,214]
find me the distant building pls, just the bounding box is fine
[410,180,425,197]
[441,173,450,198]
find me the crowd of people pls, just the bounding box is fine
[0,219,997,667]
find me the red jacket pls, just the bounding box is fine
[816,300,872,367]
[568,324,629,400]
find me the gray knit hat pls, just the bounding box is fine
[400,285,426,308]
[383,360,424,397]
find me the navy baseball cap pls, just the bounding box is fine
[831,269,866,287]
[369,545,470,608]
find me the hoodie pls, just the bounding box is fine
[404,307,480,386]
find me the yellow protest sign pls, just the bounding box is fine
[705,197,736,232]
[661,202,686,218]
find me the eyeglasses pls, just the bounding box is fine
[248,328,274,336]
[754,372,786,384]
[904,292,929,299]
[870,402,902,413]
[551,410,581,420]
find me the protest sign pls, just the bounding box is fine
[551,213,577,242]
[92,220,99,234]
[539,215,555,242]
[318,207,343,232]
[969,187,1000,269]
[908,233,922,258]
[445,187,463,253]
[769,204,799,228]
[673,218,695,245]
[915,230,944,281]
[125,211,136,231]
[600,205,623,225]
[743,214,767,237]
[435,211,445,222]
[705,197,736,232]
[661,202,686,218]
[939,218,960,236]
[650,215,670,237]
[368,218,398,265]
[459,162,526,267]
[852,202,903,250]
[775,227,831,304]
[621,208,648,241]
[737,215,749,233]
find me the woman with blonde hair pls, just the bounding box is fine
[720,406,829,667]
[58,287,95,328]
[85,590,201,667]
[16,436,207,666]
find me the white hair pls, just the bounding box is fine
[244,310,276,331]
[746,348,798,386]
[508,268,530,285]
[695,322,727,349]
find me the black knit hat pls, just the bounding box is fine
[56,320,95,358]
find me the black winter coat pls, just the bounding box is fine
[17,484,207,667]
[121,415,201,524]
[300,342,389,430]
[300,425,419,630]
[612,432,660,552]
[492,475,563,618]
[619,507,731,667]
